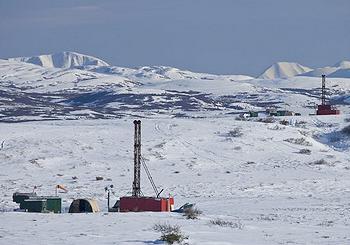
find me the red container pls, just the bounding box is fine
[316,105,340,115]
[119,196,174,212]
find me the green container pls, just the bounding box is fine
[249,111,258,117]
[276,111,286,116]
[13,192,37,204]
[22,199,47,213]
[45,197,62,213]
[20,196,61,213]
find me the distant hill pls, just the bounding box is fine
[1,52,350,121]
[299,66,339,77]
[8,51,109,69]
[299,60,350,78]
[258,62,312,79]
[334,60,350,69]
[328,68,350,78]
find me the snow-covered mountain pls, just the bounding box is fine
[258,62,312,79]
[328,68,350,78]
[334,60,350,69]
[9,52,350,80]
[9,52,253,82]
[300,66,339,77]
[299,60,350,78]
[8,51,109,69]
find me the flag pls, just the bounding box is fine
[56,184,68,192]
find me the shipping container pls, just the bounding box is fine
[119,196,174,212]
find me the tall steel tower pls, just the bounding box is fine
[321,74,326,105]
[132,120,141,197]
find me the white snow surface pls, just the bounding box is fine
[0,116,350,244]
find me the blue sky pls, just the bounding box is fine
[0,0,349,76]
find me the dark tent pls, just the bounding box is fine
[68,199,100,213]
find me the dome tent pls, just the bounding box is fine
[68,199,100,213]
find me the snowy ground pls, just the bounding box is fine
[1,115,350,244]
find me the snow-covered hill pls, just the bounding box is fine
[300,66,339,77]
[89,65,253,82]
[299,60,350,78]
[1,52,350,122]
[258,60,350,79]
[334,60,350,69]
[328,68,350,78]
[259,62,312,79]
[9,51,109,69]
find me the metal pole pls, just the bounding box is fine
[321,75,326,105]
[107,190,110,211]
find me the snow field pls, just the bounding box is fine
[0,115,350,244]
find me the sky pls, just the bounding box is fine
[0,0,349,76]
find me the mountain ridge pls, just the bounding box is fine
[258,62,312,79]
[6,52,350,79]
[8,51,109,69]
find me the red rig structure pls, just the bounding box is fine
[119,120,174,212]
[316,75,340,115]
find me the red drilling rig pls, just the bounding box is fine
[118,120,174,212]
[316,75,340,115]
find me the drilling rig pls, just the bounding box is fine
[316,75,340,115]
[118,120,174,212]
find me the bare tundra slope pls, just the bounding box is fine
[0,116,350,244]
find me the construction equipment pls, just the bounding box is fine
[316,75,340,115]
[118,120,174,212]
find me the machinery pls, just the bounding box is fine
[316,75,340,115]
[118,120,174,212]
